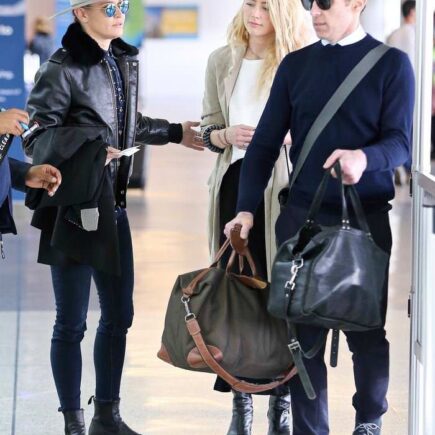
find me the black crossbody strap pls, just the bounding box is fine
[285,44,391,189]
[0,134,14,167]
[286,322,329,400]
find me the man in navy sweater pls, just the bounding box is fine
[0,108,61,257]
[224,1,414,434]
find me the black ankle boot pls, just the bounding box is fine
[226,391,253,435]
[267,394,291,435]
[63,409,86,435]
[88,398,141,435]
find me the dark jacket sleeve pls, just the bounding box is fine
[0,158,16,235]
[9,158,31,192]
[135,113,183,145]
[25,128,107,211]
[24,59,71,157]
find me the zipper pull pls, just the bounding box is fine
[0,233,5,259]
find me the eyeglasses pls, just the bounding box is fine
[88,1,130,18]
[301,0,332,11]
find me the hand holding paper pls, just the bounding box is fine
[105,145,142,165]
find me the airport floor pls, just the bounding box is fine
[0,100,411,435]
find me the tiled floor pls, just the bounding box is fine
[0,100,411,434]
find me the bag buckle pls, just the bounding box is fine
[288,339,302,353]
[285,258,304,291]
[181,295,196,321]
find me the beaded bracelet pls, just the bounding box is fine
[202,124,226,153]
[223,128,231,146]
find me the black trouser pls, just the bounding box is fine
[214,159,288,396]
[218,159,267,280]
[50,208,134,411]
[275,203,392,434]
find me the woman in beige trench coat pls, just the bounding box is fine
[201,0,310,433]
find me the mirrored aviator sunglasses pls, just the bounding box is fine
[103,1,130,17]
[301,0,332,11]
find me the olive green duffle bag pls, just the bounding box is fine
[157,229,296,393]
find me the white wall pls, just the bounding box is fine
[25,0,55,42]
[361,0,402,41]
[140,0,239,105]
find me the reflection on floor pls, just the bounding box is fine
[0,102,411,435]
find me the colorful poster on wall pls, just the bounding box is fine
[123,0,146,47]
[146,6,199,39]
[0,0,26,196]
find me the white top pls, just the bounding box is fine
[229,59,268,164]
[321,25,367,46]
[387,23,415,71]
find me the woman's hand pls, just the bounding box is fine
[105,146,122,166]
[180,121,205,151]
[225,125,255,150]
[224,212,254,240]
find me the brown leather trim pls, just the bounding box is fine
[182,238,267,296]
[157,343,174,365]
[234,274,268,290]
[187,345,223,369]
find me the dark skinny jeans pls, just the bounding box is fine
[50,208,134,411]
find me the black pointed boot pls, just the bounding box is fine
[226,391,253,435]
[63,409,86,435]
[267,394,291,435]
[88,398,142,435]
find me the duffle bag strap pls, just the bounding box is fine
[184,316,297,394]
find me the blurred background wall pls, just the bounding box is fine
[22,0,403,102]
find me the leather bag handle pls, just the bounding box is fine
[226,224,259,277]
[184,228,265,296]
[185,317,297,393]
[305,162,372,234]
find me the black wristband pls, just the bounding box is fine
[168,123,183,144]
[202,124,225,154]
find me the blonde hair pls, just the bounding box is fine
[227,0,309,94]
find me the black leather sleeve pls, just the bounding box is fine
[24,59,72,157]
[135,113,172,145]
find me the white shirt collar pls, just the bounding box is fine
[321,25,367,46]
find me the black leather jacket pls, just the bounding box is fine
[25,22,182,208]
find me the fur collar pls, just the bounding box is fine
[62,22,138,66]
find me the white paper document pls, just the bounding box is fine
[116,145,142,157]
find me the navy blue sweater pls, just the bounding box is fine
[237,35,414,214]
[0,157,29,235]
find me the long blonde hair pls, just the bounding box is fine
[227,0,309,94]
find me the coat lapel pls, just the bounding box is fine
[223,45,246,122]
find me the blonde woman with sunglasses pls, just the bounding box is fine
[201,1,310,433]
[24,1,203,434]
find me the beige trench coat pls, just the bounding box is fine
[201,44,290,278]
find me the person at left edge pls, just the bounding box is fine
[0,108,61,257]
[24,1,203,435]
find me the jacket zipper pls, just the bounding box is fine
[104,61,120,198]
[123,62,130,148]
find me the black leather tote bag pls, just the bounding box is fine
[269,163,389,332]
